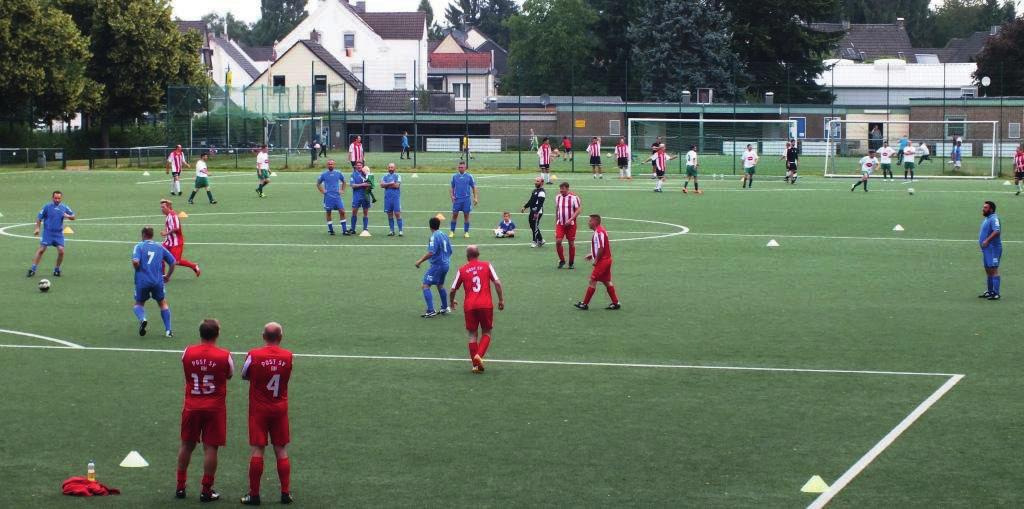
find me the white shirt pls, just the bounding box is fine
[256,152,270,170]
[742,150,758,168]
[878,147,895,164]
[903,146,916,163]
[686,150,698,166]
[859,156,878,174]
[918,144,930,156]
[196,160,209,178]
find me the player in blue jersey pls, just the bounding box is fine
[348,161,372,235]
[27,191,76,277]
[414,216,453,317]
[978,200,1003,300]
[132,226,177,337]
[449,162,478,238]
[316,159,348,236]
[380,163,404,237]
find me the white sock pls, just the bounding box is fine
[174,181,181,193]
[626,168,632,178]
[656,179,663,190]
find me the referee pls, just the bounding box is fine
[521,177,547,248]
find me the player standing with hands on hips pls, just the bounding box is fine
[978,201,1002,300]
[449,245,505,373]
[27,191,75,277]
[522,177,547,247]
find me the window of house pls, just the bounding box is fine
[1009,122,1021,139]
[609,120,621,136]
[272,75,286,93]
[945,115,967,138]
[314,75,327,94]
[394,73,407,90]
[344,33,355,50]
[352,64,363,77]
[453,83,471,99]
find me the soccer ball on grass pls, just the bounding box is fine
[38,279,51,292]
[908,188,915,195]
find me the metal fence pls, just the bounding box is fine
[0,148,67,169]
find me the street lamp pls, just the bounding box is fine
[981,76,992,97]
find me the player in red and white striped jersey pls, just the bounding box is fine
[648,145,676,192]
[587,137,603,179]
[537,137,553,184]
[575,214,620,310]
[161,199,200,278]
[615,137,632,180]
[166,145,190,196]
[554,182,582,269]
[348,135,364,168]
[1014,145,1024,196]
[449,245,505,373]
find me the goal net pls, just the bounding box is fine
[627,118,798,176]
[270,117,324,151]
[824,120,1001,179]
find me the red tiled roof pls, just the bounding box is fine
[429,52,492,69]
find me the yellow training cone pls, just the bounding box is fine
[800,475,830,494]
[551,175,558,181]
[177,211,188,219]
[63,226,74,234]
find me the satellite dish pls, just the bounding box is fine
[981,76,992,87]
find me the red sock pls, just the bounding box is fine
[478,334,491,357]
[176,469,187,491]
[277,458,291,494]
[583,287,596,305]
[467,341,478,363]
[607,286,619,304]
[556,243,565,262]
[178,258,199,273]
[201,474,214,494]
[568,245,576,264]
[248,456,264,497]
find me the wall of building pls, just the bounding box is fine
[833,88,970,106]
[250,43,360,114]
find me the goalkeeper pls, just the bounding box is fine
[348,161,374,235]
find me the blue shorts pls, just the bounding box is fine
[352,194,371,210]
[324,195,344,211]
[384,195,401,214]
[422,265,449,286]
[135,283,166,303]
[40,232,65,247]
[452,198,472,214]
[982,246,1002,268]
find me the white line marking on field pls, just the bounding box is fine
[690,232,1024,244]
[0,342,961,377]
[0,329,84,349]
[807,374,964,508]
[135,174,249,185]
[54,222,675,235]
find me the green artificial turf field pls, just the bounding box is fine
[0,168,1021,507]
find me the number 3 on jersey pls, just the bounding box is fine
[471,275,482,293]
[190,373,216,395]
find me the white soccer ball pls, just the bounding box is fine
[908,188,915,195]
[38,279,51,292]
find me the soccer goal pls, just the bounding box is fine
[627,118,798,176]
[824,119,1001,179]
[273,116,324,151]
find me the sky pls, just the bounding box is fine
[173,0,458,24]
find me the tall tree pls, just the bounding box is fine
[478,0,520,48]
[914,0,1016,47]
[503,0,601,95]
[446,0,483,29]
[202,12,253,42]
[628,0,742,101]
[249,0,307,46]
[57,0,208,144]
[722,0,842,103]
[0,0,99,123]
[973,18,1024,95]
[418,0,445,40]
[587,0,644,98]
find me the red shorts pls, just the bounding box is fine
[555,222,577,241]
[167,244,185,261]
[464,308,494,332]
[248,410,290,447]
[181,408,227,446]
[590,258,613,283]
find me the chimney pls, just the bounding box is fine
[310,29,320,43]
[271,40,279,61]
[896,17,905,28]
[353,1,366,13]
[764,92,774,105]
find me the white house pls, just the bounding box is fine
[275,0,428,92]
[816,59,978,106]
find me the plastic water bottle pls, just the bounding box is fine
[87,461,96,482]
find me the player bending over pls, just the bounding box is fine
[450,162,478,238]
[188,152,217,205]
[317,160,347,235]
[415,216,454,317]
[494,212,516,238]
[240,322,294,505]
[683,145,701,194]
[851,149,878,192]
[741,144,759,188]
[27,190,75,277]
[450,245,505,373]
[132,227,176,337]
[978,201,1002,300]
[176,319,233,502]
[575,214,621,310]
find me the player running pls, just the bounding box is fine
[554,182,582,269]
[240,322,294,506]
[741,144,759,188]
[979,201,1002,300]
[561,136,573,161]
[131,226,176,337]
[161,199,201,278]
[380,163,404,236]
[587,137,603,179]
[348,161,372,235]
[27,191,75,277]
[449,162,478,238]
[521,177,547,247]
[877,141,896,181]
[683,145,701,194]
[256,145,271,197]
[615,137,632,180]
[348,135,364,168]
[415,216,454,317]
[316,159,347,236]
[851,148,878,192]
[449,245,505,373]
[176,319,233,502]
[1013,145,1024,196]
[187,153,217,205]
[538,137,554,184]
[782,140,800,184]
[166,145,190,196]
[575,214,621,310]
[902,139,916,181]
[650,145,675,192]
